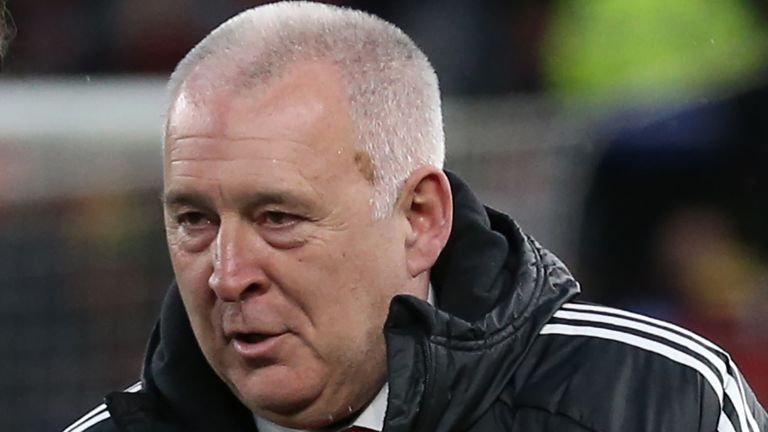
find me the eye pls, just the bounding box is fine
[176,211,214,229]
[257,210,310,249]
[260,211,301,228]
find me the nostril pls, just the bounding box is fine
[208,274,266,302]
[240,283,265,300]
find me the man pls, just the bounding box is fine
[64,2,768,431]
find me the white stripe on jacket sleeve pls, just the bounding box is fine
[543,303,758,432]
[61,381,143,432]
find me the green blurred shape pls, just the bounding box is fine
[544,0,768,102]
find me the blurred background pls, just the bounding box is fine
[1,0,767,429]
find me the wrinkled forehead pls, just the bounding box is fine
[167,60,349,138]
[166,61,257,139]
[163,61,376,182]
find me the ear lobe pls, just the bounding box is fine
[397,168,453,277]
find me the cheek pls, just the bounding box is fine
[168,236,210,278]
[299,254,394,341]
[294,229,405,307]
[166,224,217,254]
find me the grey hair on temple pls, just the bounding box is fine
[165,1,445,218]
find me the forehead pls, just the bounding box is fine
[167,61,353,146]
[163,61,371,200]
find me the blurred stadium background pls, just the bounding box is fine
[1,0,767,429]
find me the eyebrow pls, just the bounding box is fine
[162,190,311,213]
[161,190,214,210]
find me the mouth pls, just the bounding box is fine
[233,332,271,344]
[230,332,286,359]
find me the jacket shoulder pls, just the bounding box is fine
[474,401,595,431]
[514,302,764,432]
[61,382,143,432]
[61,402,120,432]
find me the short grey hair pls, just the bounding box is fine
[166,1,445,218]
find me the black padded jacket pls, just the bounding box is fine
[63,173,768,432]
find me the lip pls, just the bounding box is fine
[231,332,287,359]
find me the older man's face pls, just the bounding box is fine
[163,62,418,427]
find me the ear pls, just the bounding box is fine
[396,167,453,277]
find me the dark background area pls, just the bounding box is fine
[1,0,767,429]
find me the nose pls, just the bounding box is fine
[208,218,269,302]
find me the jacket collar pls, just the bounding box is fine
[142,283,255,429]
[382,171,579,431]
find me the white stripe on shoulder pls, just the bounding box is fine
[124,381,143,393]
[561,303,726,353]
[731,364,760,432]
[718,412,737,432]
[541,322,742,432]
[65,410,111,432]
[554,309,729,379]
[63,404,107,432]
[554,303,758,432]
[540,323,725,401]
[61,382,142,432]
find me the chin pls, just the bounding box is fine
[229,363,325,418]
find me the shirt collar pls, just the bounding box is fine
[255,285,435,432]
